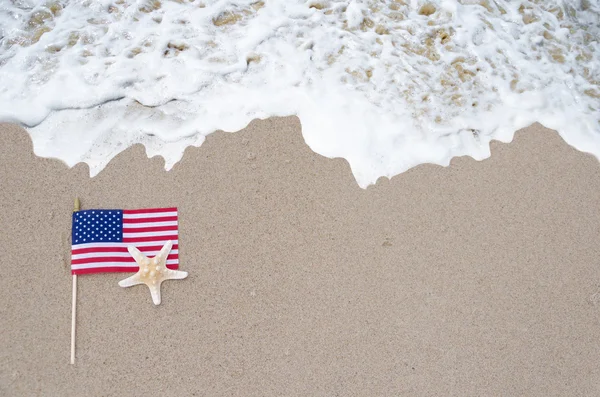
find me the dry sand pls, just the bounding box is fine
[1,118,599,396]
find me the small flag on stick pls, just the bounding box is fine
[71,208,179,274]
[69,205,182,363]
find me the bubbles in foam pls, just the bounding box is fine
[0,0,598,187]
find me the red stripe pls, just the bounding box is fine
[122,216,178,224]
[123,235,178,243]
[123,225,178,233]
[72,264,179,275]
[72,254,178,265]
[72,244,178,255]
[123,207,177,214]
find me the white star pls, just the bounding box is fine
[119,240,187,305]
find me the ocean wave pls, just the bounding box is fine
[1,0,598,186]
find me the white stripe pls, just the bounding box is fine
[123,211,177,219]
[123,231,179,238]
[122,221,178,228]
[72,240,179,250]
[72,259,179,270]
[72,250,179,260]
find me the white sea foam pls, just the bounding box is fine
[0,0,598,187]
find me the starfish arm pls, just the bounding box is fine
[167,269,188,280]
[149,284,162,305]
[119,273,143,288]
[156,240,173,263]
[127,245,145,265]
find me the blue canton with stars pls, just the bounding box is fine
[72,210,123,245]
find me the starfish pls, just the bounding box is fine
[118,240,188,305]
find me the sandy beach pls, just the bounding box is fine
[1,118,599,396]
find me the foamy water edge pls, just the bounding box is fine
[0,0,598,187]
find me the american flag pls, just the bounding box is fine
[71,207,179,275]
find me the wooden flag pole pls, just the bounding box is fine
[71,197,80,365]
